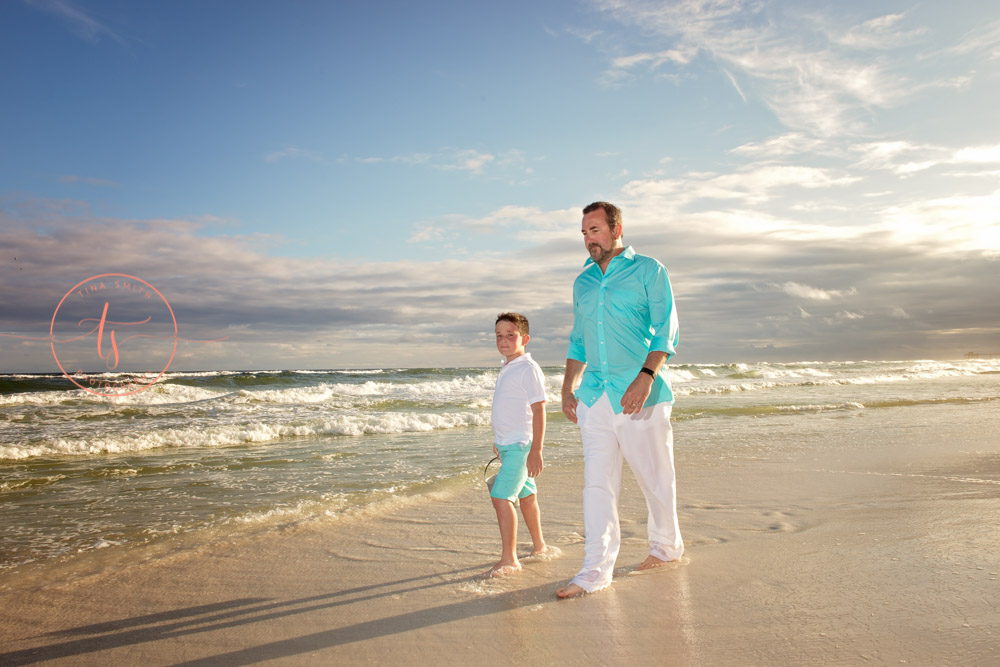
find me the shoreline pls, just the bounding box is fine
[2,403,998,665]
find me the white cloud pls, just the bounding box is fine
[265,145,325,163]
[436,149,495,173]
[954,145,1000,164]
[890,306,910,319]
[850,141,1000,175]
[352,148,537,176]
[621,163,857,208]
[723,69,747,103]
[591,2,953,137]
[606,46,698,82]
[59,175,121,187]
[422,205,580,243]
[3,188,999,368]
[879,189,1000,254]
[834,13,928,50]
[730,133,828,158]
[779,282,855,301]
[407,225,445,244]
[940,19,1000,57]
[26,0,125,45]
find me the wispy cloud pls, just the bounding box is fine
[408,205,579,245]
[605,46,698,83]
[850,141,1000,175]
[832,13,928,50]
[59,175,121,187]
[621,163,859,207]
[589,2,951,137]
[353,147,536,177]
[774,281,856,300]
[939,18,1000,57]
[2,187,998,368]
[25,0,125,45]
[265,145,326,163]
[730,133,829,158]
[0,203,580,369]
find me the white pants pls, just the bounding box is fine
[570,393,683,592]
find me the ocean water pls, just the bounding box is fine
[1,359,998,583]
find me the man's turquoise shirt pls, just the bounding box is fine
[567,246,679,413]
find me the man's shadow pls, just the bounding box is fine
[0,565,562,666]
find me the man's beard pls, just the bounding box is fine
[589,243,614,266]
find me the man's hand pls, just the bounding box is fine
[562,392,579,424]
[562,358,586,424]
[527,448,544,477]
[621,371,654,415]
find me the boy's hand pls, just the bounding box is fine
[527,449,543,477]
[493,444,498,457]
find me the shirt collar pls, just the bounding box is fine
[501,352,533,368]
[582,245,636,268]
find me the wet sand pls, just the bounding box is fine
[2,404,998,665]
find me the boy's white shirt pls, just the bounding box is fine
[491,352,547,447]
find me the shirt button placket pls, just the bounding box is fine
[598,279,608,384]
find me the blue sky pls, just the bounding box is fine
[2,0,999,372]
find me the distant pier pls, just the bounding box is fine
[965,352,1000,359]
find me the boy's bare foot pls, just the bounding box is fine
[555,583,587,599]
[485,560,522,578]
[637,554,674,570]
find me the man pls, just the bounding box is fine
[556,201,683,599]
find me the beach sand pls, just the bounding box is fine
[2,403,998,665]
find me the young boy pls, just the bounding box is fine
[487,312,548,577]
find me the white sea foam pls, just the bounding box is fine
[3,359,998,578]
[777,402,866,413]
[0,382,224,406]
[0,410,491,460]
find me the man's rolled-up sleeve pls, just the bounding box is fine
[646,263,679,359]
[566,295,588,362]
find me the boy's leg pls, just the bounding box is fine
[518,493,547,556]
[488,443,531,577]
[488,497,521,576]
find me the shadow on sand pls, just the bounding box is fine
[0,565,564,665]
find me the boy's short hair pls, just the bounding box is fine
[496,312,530,336]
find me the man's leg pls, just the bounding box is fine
[617,403,683,565]
[559,394,623,596]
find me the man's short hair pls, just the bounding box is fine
[496,312,530,336]
[583,201,622,232]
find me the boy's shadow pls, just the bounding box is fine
[0,565,561,666]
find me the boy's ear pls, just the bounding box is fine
[522,333,530,345]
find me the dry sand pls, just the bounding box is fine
[2,406,998,665]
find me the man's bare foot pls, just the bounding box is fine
[485,560,522,578]
[555,583,587,599]
[637,554,675,570]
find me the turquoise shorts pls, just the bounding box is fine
[490,442,537,502]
